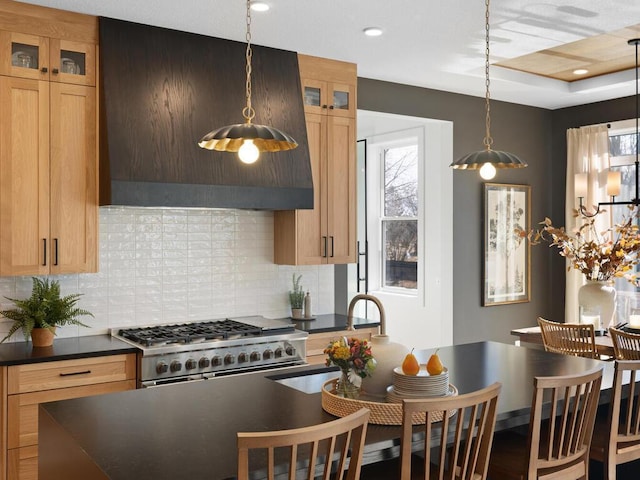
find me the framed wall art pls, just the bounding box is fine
[483,183,531,306]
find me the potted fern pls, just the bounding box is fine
[289,274,305,319]
[0,277,93,347]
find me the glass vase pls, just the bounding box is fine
[336,370,360,399]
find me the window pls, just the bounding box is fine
[609,121,640,297]
[382,144,418,289]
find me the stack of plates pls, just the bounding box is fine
[386,366,451,403]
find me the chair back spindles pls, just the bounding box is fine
[590,359,640,478]
[237,408,370,480]
[489,366,603,479]
[401,382,502,480]
[538,317,598,359]
[609,326,640,360]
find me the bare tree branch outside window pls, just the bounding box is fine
[383,145,418,289]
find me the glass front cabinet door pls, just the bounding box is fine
[0,31,95,86]
[302,78,355,118]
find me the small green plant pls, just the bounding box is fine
[0,277,93,343]
[289,273,305,309]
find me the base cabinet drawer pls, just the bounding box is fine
[7,446,37,480]
[8,354,136,394]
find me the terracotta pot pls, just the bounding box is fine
[31,327,56,347]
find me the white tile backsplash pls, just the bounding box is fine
[0,207,334,342]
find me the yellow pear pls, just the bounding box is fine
[426,349,444,375]
[401,348,420,376]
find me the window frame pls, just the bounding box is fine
[608,119,640,298]
[367,128,424,297]
[380,142,419,291]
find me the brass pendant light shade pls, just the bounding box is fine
[450,0,526,179]
[198,0,297,163]
[198,122,298,153]
[451,149,527,170]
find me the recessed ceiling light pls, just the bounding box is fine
[573,69,589,75]
[363,27,383,37]
[250,2,269,12]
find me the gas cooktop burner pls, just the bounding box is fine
[118,319,264,347]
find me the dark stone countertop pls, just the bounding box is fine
[39,341,613,480]
[0,335,139,366]
[290,313,380,334]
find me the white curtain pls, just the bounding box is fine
[565,125,611,322]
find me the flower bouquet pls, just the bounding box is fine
[324,337,376,398]
[520,207,640,284]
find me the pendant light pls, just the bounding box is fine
[577,38,640,217]
[198,0,297,164]
[450,0,527,179]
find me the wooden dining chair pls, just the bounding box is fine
[398,382,502,480]
[590,359,640,479]
[236,408,370,480]
[608,327,640,360]
[538,316,598,359]
[488,365,603,480]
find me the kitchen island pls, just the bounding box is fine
[39,341,612,480]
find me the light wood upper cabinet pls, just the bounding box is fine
[274,55,357,265]
[0,9,98,276]
[0,76,50,276]
[0,31,95,86]
[49,82,98,273]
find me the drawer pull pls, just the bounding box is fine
[59,370,91,377]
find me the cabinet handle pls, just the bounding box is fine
[59,370,91,377]
[322,236,328,258]
[321,104,328,109]
[329,105,335,110]
[42,239,47,266]
[52,68,59,74]
[330,236,335,257]
[41,67,48,73]
[54,238,59,266]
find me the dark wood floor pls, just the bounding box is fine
[589,459,640,480]
[361,458,640,479]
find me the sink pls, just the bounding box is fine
[268,366,339,394]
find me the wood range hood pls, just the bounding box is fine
[98,17,312,210]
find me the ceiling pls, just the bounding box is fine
[17,0,640,110]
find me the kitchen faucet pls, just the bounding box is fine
[347,294,386,335]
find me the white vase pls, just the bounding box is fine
[360,334,409,398]
[578,280,616,330]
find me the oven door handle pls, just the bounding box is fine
[141,374,205,388]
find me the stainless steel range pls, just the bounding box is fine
[112,316,308,387]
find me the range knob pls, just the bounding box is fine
[156,361,169,374]
[170,360,182,372]
[263,349,273,360]
[212,355,223,366]
[238,352,248,363]
[250,351,261,362]
[224,353,236,365]
[274,347,284,358]
[285,345,296,356]
[199,357,210,368]
[185,359,197,370]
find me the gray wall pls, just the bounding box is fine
[357,78,555,345]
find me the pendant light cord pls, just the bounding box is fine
[243,0,255,123]
[483,0,493,152]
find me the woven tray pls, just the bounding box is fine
[321,379,458,425]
